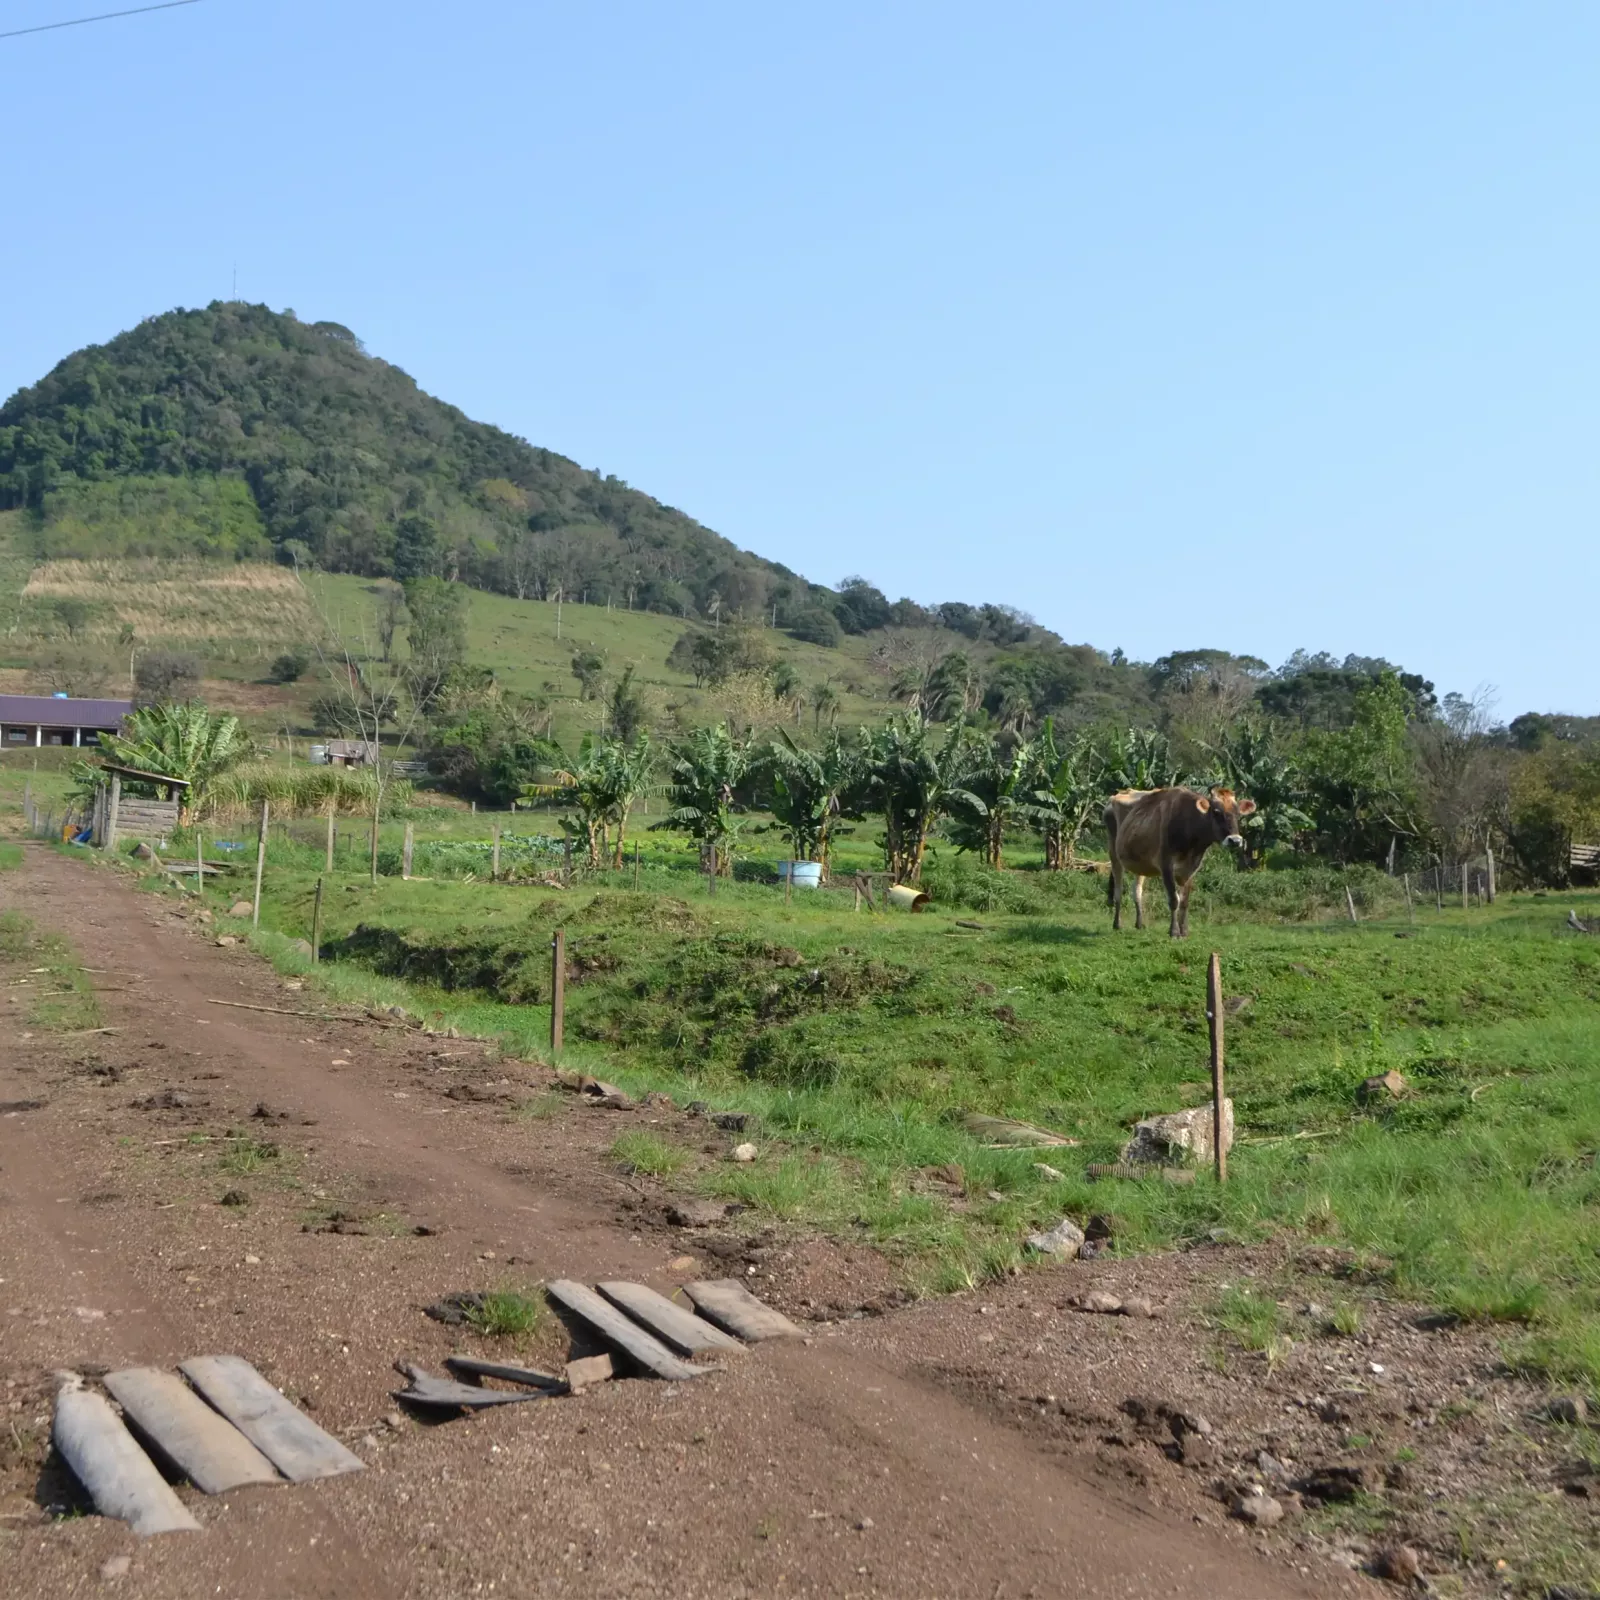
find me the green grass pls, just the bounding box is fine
[610,1129,693,1177]
[1324,1301,1364,1337]
[216,1135,281,1176]
[126,826,1600,1393]
[465,1286,545,1340]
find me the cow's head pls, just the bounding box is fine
[1194,786,1257,851]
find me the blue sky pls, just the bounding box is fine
[3,1,1596,715]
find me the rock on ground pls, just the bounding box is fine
[1124,1101,1234,1167]
[1026,1217,1086,1258]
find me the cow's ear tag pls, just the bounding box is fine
[1239,799,1257,815]
[1194,796,1211,813]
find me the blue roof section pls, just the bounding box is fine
[0,695,132,725]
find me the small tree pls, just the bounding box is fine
[134,650,202,707]
[375,582,406,662]
[571,649,607,700]
[268,650,310,684]
[53,598,93,638]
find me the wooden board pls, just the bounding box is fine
[443,1356,565,1390]
[393,1365,550,1410]
[596,1281,747,1358]
[544,1281,710,1380]
[179,1356,364,1482]
[681,1279,803,1343]
[53,1386,201,1536]
[104,1367,280,1494]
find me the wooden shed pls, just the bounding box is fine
[92,765,189,849]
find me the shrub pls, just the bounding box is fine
[268,650,310,684]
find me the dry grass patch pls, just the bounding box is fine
[23,560,322,643]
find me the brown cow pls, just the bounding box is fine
[1104,786,1257,938]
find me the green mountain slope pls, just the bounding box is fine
[0,302,820,621]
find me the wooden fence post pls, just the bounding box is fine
[1461,863,1469,913]
[1345,886,1358,924]
[633,842,640,890]
[252,800,269,927]
[1207,951,1226,1186]
[402,822,414,880]
[196,824,204,891]
[107,776,122,851]
[369,801,380,887]
[1435,862,1443,913]
[1486,847,1496,904]
[785,861,793,904]
[1403,872,1414,922]
[311,877,323,964]
[492,825,501,882]
[325,806,335,874]
[550,929,565,1055]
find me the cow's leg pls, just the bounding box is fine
[1176,874,1193,938]
[1162,861,1183,937]
[1109,854,1124,930]
[1133,875,1146,930]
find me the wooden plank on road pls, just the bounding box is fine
[545,1280,710,1380]
[104,1367,280,1494]
[682,1279,803,1342]
[442,1355,566,1390]
[53,1385,201,1535]
[180,1356,364,1482]
[597,1281,747,1357]
[393,1364,551,1410]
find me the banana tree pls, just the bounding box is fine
[946,730,1036,868]
[1205,720,1312,864]
[655,723,751,874]
[604,733,657,868]
[523,737,623,869]
[764,727,863,875]
[1026,719,1109,868]
[865,712,977,882]
[101,703,252,823]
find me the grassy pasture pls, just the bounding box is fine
[162,817,1600,1393]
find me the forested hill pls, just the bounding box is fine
[0,302,826,622]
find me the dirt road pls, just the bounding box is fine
[0,846,1361,1598]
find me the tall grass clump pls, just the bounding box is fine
[199,763,412,822]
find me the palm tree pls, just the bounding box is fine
[102,704,252,823]
[764,728,862,875]
[865,712,976,882]
[656,723,751,875]
[810,682,840,732]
